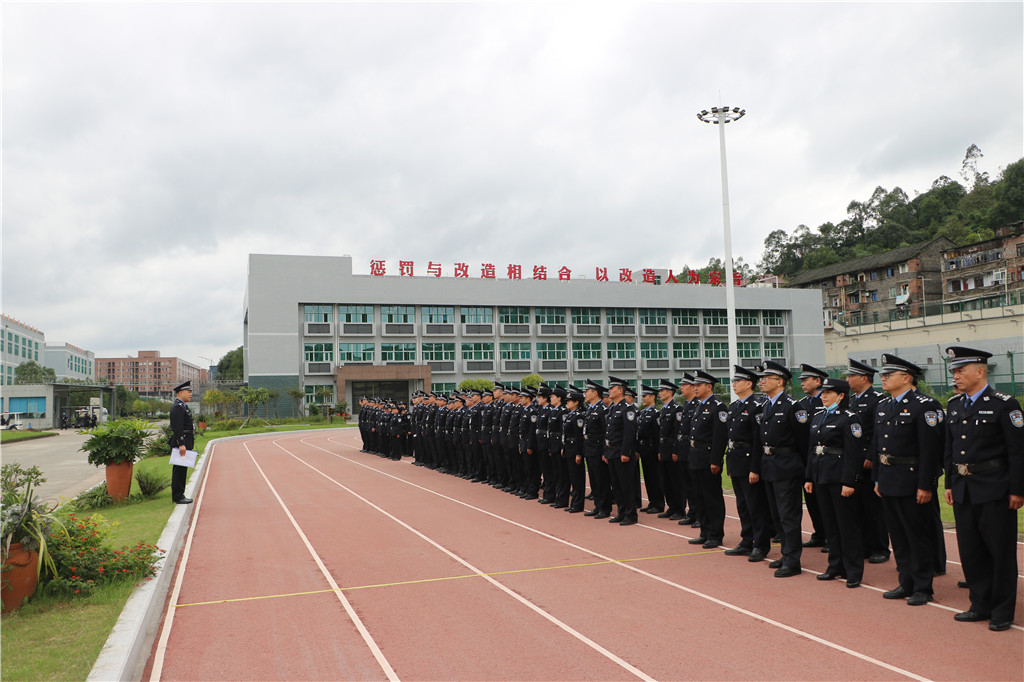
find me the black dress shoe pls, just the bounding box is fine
[690,520,701,529]
[724,546,752,556]
[989,620,1012,631]
[957,580,969,589]
[552,503,567,509]
[174,497,193,504]
[609,515,624,523]
[933,569,946,577]
[688,536,708,545]
[771,535,782,543]
[619,518,637,526]
[523,494,539,501]
[702,539,722,549]
[820,545,830,553]
[585,493,594,500]
[768,558,784,569]
[748,549,768,563]
[566,507,584,513]
[657,511,674,519]
[643,507,663,514]
[774,565,801,578]
[538,497,552,504]
[677,515,693,524]
[593,512,611,520]
[816,571,842,581]
[868,553,890,564]
[907,592,932,606]
[802,537,825,548]
[954,610,990,622]
[584,509,599,516]
[846,580,861,588]
[883,586,908,599]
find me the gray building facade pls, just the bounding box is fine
[243,254,826,413]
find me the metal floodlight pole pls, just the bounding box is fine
[697,105,745,399]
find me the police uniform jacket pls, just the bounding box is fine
[689,395,729,469]
[583,402,606,458]
[480,401,495,444]
[547,404,565,457]
[674,399,698,462]
[725,394,763,477]
[752,392,810,481]
[872,389,944,497]
[604,400,637,460]
[657,401,679,462]
[562,408,585,459]
[848,388,883,464]
[805,407,865,487]
[944,388,1024,504]
[636,405,659,454]
[169,398,195,450]
[520,403,538,442]
[533,406,550,451]
[508,403,523,445]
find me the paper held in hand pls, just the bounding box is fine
[169,449,199,468]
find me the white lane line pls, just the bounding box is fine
[245,443,399,682]
[316,435,944,682]
[149,442,217,681]
[271,439,657,682]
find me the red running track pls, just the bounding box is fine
[146,428,1024,681]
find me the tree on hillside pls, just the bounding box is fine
[216,346,244,380]
[14,361,56,384]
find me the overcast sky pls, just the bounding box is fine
[3,2,1021,368]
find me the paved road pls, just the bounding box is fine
[3,430,109,504]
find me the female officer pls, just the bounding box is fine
[561,391,588,513]
[804,378,866,587]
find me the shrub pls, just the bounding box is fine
[66,483,113,510]
[145,425,173,458]
[40,513,164,598]
[135,468,170,498]
[207,419,242,431]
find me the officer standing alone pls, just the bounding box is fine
[169,381,195,505]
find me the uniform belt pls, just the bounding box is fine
[813,445,844,456]
[605,439,622,447]
[728,440,752,450]
[955,458,1007,476]
[690,439,712,450]
[878,453,917,466]
[762,446,797,456]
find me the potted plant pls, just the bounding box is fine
[1,464,65,612]
[80,418,152,501]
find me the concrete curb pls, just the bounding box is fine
[87,427,352,681]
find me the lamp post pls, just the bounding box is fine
[698,106,745,398]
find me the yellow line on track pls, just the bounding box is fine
[175,548,722,609]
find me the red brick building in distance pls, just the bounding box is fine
[95,350,208,397]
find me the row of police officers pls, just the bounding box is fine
[355,345,1022,632]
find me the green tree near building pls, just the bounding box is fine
[216,346,244,380]
[520,374,544,389]
[457,378,494,392]
[286,388,305,418]
[14,361,56,384]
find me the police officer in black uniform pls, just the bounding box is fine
[534,385,554,503]
[804,378,865,587]
[874,354,944,606]
[636,384,663,513]
[797,364,829,549]
[169,381,194,504]
[724,366,771,561]
[676,374,703,528]
[944,346,1024,631]
[604,376,639,526]
[686,370,729,548]
[583,380,611,518]
[519,388,540,499]
[656,380,686,520]
[562,390,587,513]
[548,386,568,508]
[846,359,890,563]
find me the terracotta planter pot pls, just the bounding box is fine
[2,543,39,613]
[105,461,134,501]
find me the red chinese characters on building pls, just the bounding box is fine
[454,262,469,278]
[641,268,656,284]
[370,260,386,276]
[733,271,744,286]
[709,271,722,286]
[619,268,632,283]
[507,264,522,280]
[533,265,547,280]
[481,263,496,279]
[687,269,701,284]
[666,270,679,284]
[595,267,608,282]
[558,266,571,281]
[399,260,414,277]
[427,261,442,277]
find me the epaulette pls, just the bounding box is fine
[948,393,965,402]
[994,392,1011,401]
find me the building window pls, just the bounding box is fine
[764,341,785,358]
[639,308,667,325]
[704,342,728,359]
[572,342,602,359]
[886,266,895,277]
[303,305,332,323]
[536,342,567,360]
[535,307,566,324]
[1017,242,1024,258]
[432,383,456,394]
[338,343,374,362]
[640,342,668,359]
[304,385,335,405]
[339,305,373,323]
[870,271,878,281]
[870,290,878,302]
[607,342,636,359]
[673,342,700,359]
[703,309,728,325]
[898,262,909,274]
[422,343,456,361]
[672,309,699,325]
[498,306,530,324]
[738,342,760,358]
[381,343,416,362]
[461,307,493,324]
[499,342,531,360]
[381,306,415,323]
[571,307,601,325]
[421,306,455,323]
[736,310,759,326]
[606,308,635,325]
[460,343,493,360]
[888,287,898,298]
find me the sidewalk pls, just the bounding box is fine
[2,430,106,504]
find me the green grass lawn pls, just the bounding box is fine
[0,422,352,682]
[0,430,58,444]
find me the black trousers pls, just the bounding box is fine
[538,446,555,498]
[553,456,571,506]
[954,492,1019,623]
[882,494,935,595]
[931,491,947,574]
[681,462,703,521]
[523,440,540,494]
[586,455,612,513]
[171,464,188,501]
[610,456,638,522]
[639,447,664,510]
[816,483,864,581]
[732,475,771,550]
[855,473,889,557]
[659,457,686,514]
[566,457,586,510]
[691,466,725,542]
[766,476,804,569]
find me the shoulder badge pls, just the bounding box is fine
[850,423,862,438]
[531,415,537,422]
[1010,410,1023,428]
[626,410,635,421]
[676,412,683,421]
[755,413,763,424]
[924,411,938,427]
[577,418,584,428]
[718,411,728,422]
[795,409,808,424]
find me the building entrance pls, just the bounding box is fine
[352,381,410,406]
